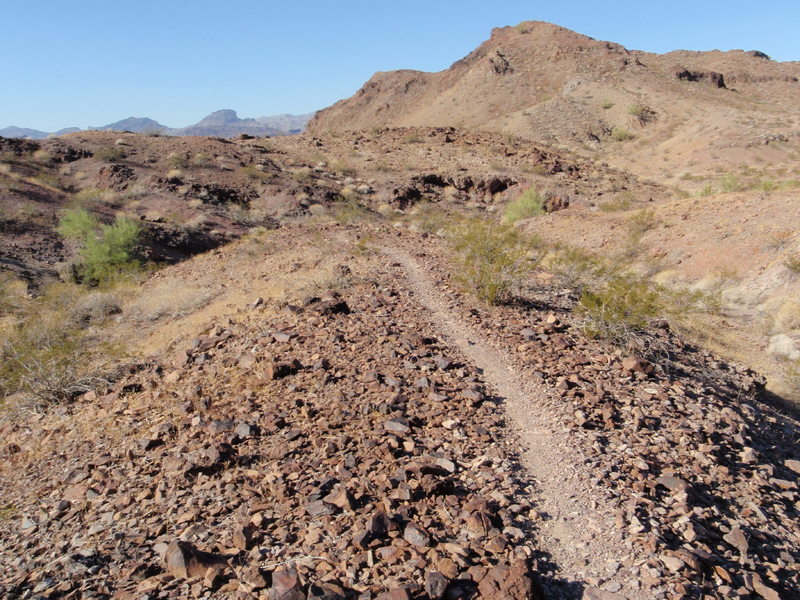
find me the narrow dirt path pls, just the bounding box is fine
[385,247,646,600]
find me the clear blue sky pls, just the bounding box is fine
[2,0,798,131]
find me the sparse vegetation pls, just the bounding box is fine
[625,208,659,244]
[720,173,741,193]
[784,251,800,274]
[598,194,633,212]
[611,127,633,142]
[449,218,539,305]
[94,148,124,162]
[504,187,544,223]
[628,102,656,125]
[600,99,614,110]
[577,274,665,352]
[0,280,116,411]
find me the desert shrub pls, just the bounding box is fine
[698,184,715,197]
[167,152,188,168]
[626,208,658,243]
[449,218,538,305]
[599,195,633,212]
[332,198,379,225]
[402,133,424,144]
[720,173,741,193]
[330,159,356,177]
[0,273,27,316]
[32,150,52,164]
[191,153,211,168]
[72,188,104,206]
[241,165,271,181]
[784,251,800,274]
[70,290,123,325]
[628,103,656,125]
[601,99,614,109]
[0,285,112,410]
[57,207,96,240]
[409,201,448,234]
[547,246,617,292]
[58,208,141,284]
[577,275,665,351]
[94,148,124,162]
[504,187,544,223]
[611,127,633,141]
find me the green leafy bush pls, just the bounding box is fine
[450,218,538,305]
[58,208,141,284]
[504,187,544,223]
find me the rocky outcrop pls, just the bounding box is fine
[673,66,727,88]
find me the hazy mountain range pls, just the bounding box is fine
[0,109,314,139]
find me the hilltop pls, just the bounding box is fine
[310,21,800,189]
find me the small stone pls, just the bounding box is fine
[723,527,749,555]
[655,475,689,493]
[424,571,448,599]
[403,522,430,548]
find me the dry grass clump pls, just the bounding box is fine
[784,251,800,275]
[503,188,544,224]
[0,279,117,412]
[124,281,219,323]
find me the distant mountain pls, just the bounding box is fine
[164,109,313,137]
[90,117,168,133]
[0,126,51,140]
[256,113,314,135]
[1,110,315,140]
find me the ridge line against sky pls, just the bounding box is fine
[2,0,798,131]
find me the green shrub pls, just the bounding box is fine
[611,127,633,141]
[600,99,614,109]
[577,275,665,350]
[450,218,538,305]
[57,207,97,240]
[58,208,141,284]
[504,188,544,223]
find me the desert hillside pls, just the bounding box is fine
[2,19,800,600]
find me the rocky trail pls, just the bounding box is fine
[385,246,642,600]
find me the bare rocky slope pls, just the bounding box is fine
[309,21,800,189]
